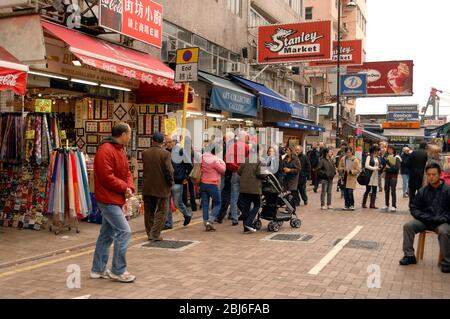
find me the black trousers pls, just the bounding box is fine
[217,171,232,221]
[311,168,319,191]
[364,185,378,195]
[297,176,308,204]
[238,193,261,229]
[183,178,197,211]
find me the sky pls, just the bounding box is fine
[356,0,450,116]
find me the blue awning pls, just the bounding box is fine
[229,75,293,114]
[199,71,257,117]
[275,121,326,133]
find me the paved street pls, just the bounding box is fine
[0,182,449,299]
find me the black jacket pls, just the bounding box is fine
[410,181,450,229]
[406,149,428,188]
[317,157,336,181]
[400,152,410,175]
[282,155,301,191]
[308,148,320,168]
[298,152,311,178]
[171,145,193,184]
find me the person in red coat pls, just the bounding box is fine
[91,123,136,283]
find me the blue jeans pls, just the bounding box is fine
[230,172,240,222]
[200,183,221,223]
[166,184,193,227]
[92,202,131,276]
[343,188,354,208]
[401,174,409,196]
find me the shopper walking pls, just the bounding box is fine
[400,147,411,198]
[362,145,381,209]
[91,123,136,283]
[142,132,174,242]
[217,132,235,223]
[338,147,361,211]
[295,145,310,206]
[308,142,320,193]
[282,146,301,203]
[381,146,401,212]
[407,142,428,207]
[200,146,226,231]
[317,148,336,210]
[238,149,264,234]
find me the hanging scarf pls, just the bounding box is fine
[25,114,34,163]
[41,115,50,164]
[34,115,42,165]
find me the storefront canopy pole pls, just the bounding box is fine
[181,82,190,148]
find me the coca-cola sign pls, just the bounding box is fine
[0,68,27,95]
[257,21,332,64]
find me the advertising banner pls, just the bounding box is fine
[100,0,163,48]
[0,67,27,95]
[340,74,367,96]
[348,60,414,97]
[308,40,363,67]
[386,112,419,122]
[257,21,332,64]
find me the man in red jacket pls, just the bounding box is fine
[91,123,136,283]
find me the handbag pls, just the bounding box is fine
[189,162,202,185]
[357,168,372,186]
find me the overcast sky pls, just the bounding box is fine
[356,0,450,116]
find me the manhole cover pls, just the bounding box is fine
[142,240,194,250]
[334,239,381,251]
[271,234,314,242]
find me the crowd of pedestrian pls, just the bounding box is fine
[88,122,450,281]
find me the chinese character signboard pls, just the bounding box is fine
[308,40,363,67]
[257,21,332,64]
[35,99,52,113]
[175,48,199,83]
[340,74,367,96]
[348,60,414,97]
[100,0,163,48]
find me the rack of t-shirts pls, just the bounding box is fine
[0,113,24,164]
[45,147,91,235]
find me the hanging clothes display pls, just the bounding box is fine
[45,148,91,223]
[0,113,23,164]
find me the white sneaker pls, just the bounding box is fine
[349,206,355,211]
[390,207,397,212]
[90,269,111,280]
[321,206,328,210]
[244,225,257,233]
[327,206,334,210]
[109,271,136,283]
[381,206,389,211]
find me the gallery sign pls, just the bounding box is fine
[257,21,332,64]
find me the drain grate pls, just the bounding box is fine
[334,239,381,251]
[271,234,314,242]
[142,240,194,250]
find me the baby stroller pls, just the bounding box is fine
[253,172,302,232]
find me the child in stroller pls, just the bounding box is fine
[253,172,302,232]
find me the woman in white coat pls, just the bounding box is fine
[362,145,382,209]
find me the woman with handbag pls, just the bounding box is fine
[362,145,382,209]
[338,147,361,211]
[282,147,301,201]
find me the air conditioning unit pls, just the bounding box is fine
[226,62,247,75]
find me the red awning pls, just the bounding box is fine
[0,46,28,95]
[41,20,190,103]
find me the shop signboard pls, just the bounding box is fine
[387,104,418,112]
[99,0,163,48]
[424,119,446,126]
[348,60,414,97]
[164,118,177,136]
[35,99,52,113]
[386,112,419,122]
[340,74,367,96]
[210,87,257,117]
[382,122,421,129]
[0,68,27,95]
[175,47,199,83]
[257,21,332,64]
[308,40,363,67]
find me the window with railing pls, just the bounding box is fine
[227,0,242,17]
[284,0,303,16]
[249,8,270,28]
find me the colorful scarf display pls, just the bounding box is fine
[0,114,24,164]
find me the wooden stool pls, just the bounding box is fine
[416,230,444,265]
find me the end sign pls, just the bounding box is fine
[175,47,199,83]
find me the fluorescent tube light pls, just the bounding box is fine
[70,78,99,86]
[100,84,131,92]
[28,70,69,81]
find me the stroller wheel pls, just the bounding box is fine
[254,219,262,231]
[277,221,284,227]
[290,218,302,229]
[267,222,274,232]
[272,223,280,232]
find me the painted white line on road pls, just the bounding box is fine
[308,226,364,276]
[72,295,91,299]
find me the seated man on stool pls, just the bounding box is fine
[400,162,450,273]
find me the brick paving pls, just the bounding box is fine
[0,180,449,299]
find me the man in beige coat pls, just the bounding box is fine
[142,132,174,241]
[338,147,361,211]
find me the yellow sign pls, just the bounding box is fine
[25,130,35,140]
[60,130,67,140]
[164,118,177,136]
[35,99,52,113]
[176,47,200,64]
